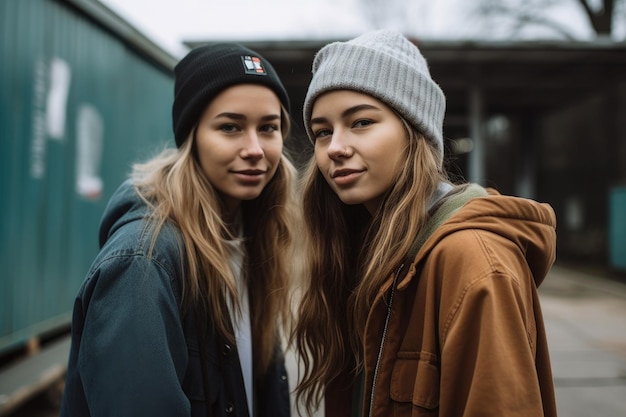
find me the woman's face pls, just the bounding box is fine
[195,84,283,214]
[311,90,407,214]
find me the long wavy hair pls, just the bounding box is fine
[132,106,298,375]
[293,117,449,412]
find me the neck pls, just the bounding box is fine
[224,207,242,238]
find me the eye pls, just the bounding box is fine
[313,128,332,141]
[259,124,280,134]
[353,119,374,128]
[220,123,240,133]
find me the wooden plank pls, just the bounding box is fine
[0,336,70,416]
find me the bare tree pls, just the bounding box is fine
[578,0,614,35]
[475,0,576,39]
[356,0,625,40]
[474,0,624,39]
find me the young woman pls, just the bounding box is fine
[293,30,558,417]
[60,43,296,417]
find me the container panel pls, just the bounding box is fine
[609,186,626,271]
[0,0,175,352]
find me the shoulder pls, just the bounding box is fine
[427,225,528,289]
[414,216,531,304]
[418,227,537,327]
[418,231,530,335]
[100,209,184,273]
[424,228,505,285]
[77,218,185,307]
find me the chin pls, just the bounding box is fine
[338,196,366,206]
[238,191,264,201]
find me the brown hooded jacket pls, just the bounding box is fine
[326,185,558,417]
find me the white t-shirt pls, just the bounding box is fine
[225,237,253,415]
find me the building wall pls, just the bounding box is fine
[539,85,626,264]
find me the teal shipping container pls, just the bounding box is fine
[609,186,626,271]
[0,0,177,353]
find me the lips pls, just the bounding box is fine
[231,168,267,183]
[331,168,365,185]
[234,169,265,176]
[332,168,363,178]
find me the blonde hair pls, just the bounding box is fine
[293,119,448,412]
[132,107,298,374]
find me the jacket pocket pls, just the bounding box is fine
[390,351,440,413]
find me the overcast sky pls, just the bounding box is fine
[99,0,595,58]
[99,0,371,57]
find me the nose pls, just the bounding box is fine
[240,131,264,160]
[326,131,352,159]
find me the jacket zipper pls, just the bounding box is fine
[367,263,404,417]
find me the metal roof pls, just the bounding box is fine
[60,0,178,71]
[186,37,626,134]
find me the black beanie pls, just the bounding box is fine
[172,43,290,147]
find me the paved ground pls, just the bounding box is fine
[539,264,626,417]
[5,263,626,417]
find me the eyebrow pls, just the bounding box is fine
[215,112,281,122]
[310,104,381,125]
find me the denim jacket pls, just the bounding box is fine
[60,180,290,417]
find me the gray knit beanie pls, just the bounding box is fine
[303,29,445,159]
